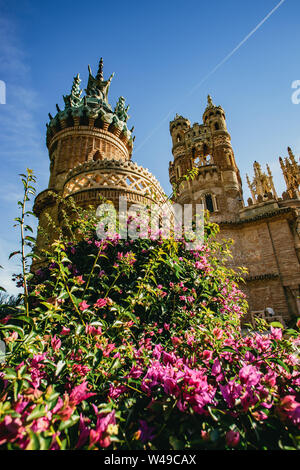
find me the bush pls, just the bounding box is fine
[0,170,299,450]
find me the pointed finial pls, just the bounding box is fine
[207,94,213,107]
[287,146,297,164]
[56,104,61,113]
[96,57,104,81]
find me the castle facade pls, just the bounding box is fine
[33,59,300,324]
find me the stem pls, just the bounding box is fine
[83,243,104,296]
[58,254,85,326]
[105,271,121,298]
[50,425,63,449]
[20,178,30,317]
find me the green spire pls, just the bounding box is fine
[96,57,104,82]
[63,74,82,108]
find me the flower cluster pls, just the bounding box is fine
[0,206,299,450]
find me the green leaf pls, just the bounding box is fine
[55,360,66,377]
[270,321,284,329]
[8,251,21,259]
[4,368,17,380]
[0,324,24,337]
[268,357,290,374]
[25,236,36,243]
[58,414,80,431]
[27,404,46,422]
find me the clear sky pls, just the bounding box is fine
[0,0,299,294]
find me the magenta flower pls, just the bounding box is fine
[61,326,70,336]
[89,408,116,448]
[278,395,300,428]
[94,298,108,308]
[51,335,61,351]
[239,365,261,387]
[69,381,96,405]
[225,430,240,447]
[138,420,155,443]
[103,343,116,357]
[0,416,25,446]
[270,326,283,341]
[76,414,90,449]
[85,324,102,336]
[79,301,90,312]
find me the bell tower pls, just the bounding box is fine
[169,95,243,221]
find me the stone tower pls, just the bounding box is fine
[169,98,300,323]
[33,58,165,252]
[169,95,243,222]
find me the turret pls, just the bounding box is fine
[33,58,164,262]
[246,161,277,203]
[169,95,244,221]
[169,114,190,153]
[279,146,300,199]
[202,94,227,132]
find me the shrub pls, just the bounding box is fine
[0,170,299,450]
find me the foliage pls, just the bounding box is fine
[0,171,299,450]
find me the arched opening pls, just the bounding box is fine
[93,150,102,161]
[176,134,182,143]
[214,122,219,130]
[205,194,214,213]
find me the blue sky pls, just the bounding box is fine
[0,0,299,294]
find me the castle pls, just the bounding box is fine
[33,59,300,324]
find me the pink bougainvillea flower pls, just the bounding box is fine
[202,350,213,363]
[0,315,11,325]
[51,335,61,351]
[61,326,70,336]
[108,384,127,399]
[0,415,25,446]
[76,414,91,449]
[74,275,85,285]
[79,301,90,312]
[278,395,300,428]
[212,327,223,340]
[72,364,91,377]
[239,365,261,387]
[171,336,182,347]
[89,408,117,448]
[225,430,240,447]
[138,420,155,443]
[4,331,18,344]
[94,298,108,309]
[69,381,96,406]
[102,343,116,357]
[270,326,283,341]
[85,324,102,336]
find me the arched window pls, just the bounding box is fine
[176,134,182,142]
[205,194,214,213]
[214,122,219,130]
